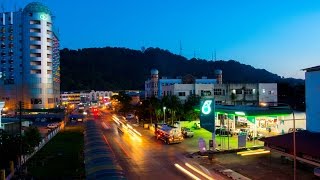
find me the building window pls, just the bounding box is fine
[215,101,222,105]
[48,98,54,104]
[30,36,41,41]
[30,45,41,49]
[262,89,266,93]
[31,98,42,104]
[214,89,222,95]
[30,20,40,25]
[236,89,242,94]
[30,53,41,57]
[178,92,186,96]
[201,90,212,96]
[30,69,41,74]
[31,88,42,94]
[30,28,41,33]
[30,61,41,66]
[244,89,253,95]
[30,77,41,83]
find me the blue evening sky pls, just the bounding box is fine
[5,0,320,79]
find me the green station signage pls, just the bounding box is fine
[199,98,215,132]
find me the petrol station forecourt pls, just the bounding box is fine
[188,100,297,151]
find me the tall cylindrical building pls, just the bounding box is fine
[0,2,60,110]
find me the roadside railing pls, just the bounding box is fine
[5,122,65,180]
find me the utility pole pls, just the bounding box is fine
[18,101,23,177]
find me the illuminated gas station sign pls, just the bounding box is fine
[200,98,215,132]
[201,100,212,115]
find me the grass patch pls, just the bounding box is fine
[26,125,85,179]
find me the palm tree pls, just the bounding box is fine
[184,94,201,122]
[162,95,182,125]
[230,92,237,105]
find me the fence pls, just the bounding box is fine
[5,122,65,180]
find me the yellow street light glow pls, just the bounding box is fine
[174,164,201,180]
[185,163,214,180]
[241,150,270,156]
[260,102,268,107]
[237,149,265,155]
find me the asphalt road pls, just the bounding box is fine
[88,110,226,180]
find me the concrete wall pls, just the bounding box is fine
[305,71,320,132]
[259,83,277,103]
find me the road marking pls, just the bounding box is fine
[241,150,270,156]
[102,134,117,158]
[185,163,214,180]
[237,149,265,155]
[174,163,201,180]
[113,138,130,158]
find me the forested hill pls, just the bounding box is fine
[60,47,303,91]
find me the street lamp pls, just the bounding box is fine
[163,106,166,124]
[260,102,296,180]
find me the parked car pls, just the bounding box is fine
[288,128,304,133]
[126,114,135,119]
[181,127,194,138]
[47,123,58,129]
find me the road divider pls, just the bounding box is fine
[237,149,270,156]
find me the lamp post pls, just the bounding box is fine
[261,102,296,180]
[278,103,296,180]
[163,106,166,124]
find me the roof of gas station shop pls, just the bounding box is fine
[215,105,292,117]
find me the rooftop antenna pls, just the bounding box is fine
[179,40,182,56]
[211,51,214,61]
[214,49,217,61]
[193,49,197,59]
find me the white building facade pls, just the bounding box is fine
[145,69,277,105]
[0,2,60,110]
[163,83,277,105]
[304,65,320,132]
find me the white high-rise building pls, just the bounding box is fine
[0,2,60,110]
[303,65,320,133]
